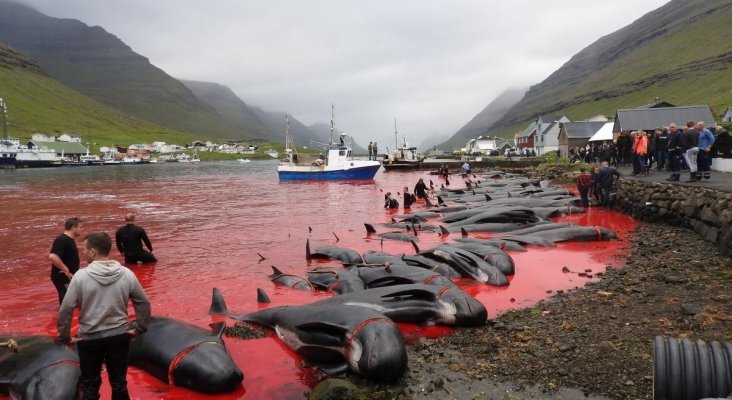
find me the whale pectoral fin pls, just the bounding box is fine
[380,288,437,302]
[296,322,349,335]
[368,276,414,287]
[209,322,226,338]
[318,362,350,375]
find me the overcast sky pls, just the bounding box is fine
[18,0,669,148]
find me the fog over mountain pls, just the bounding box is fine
[8,0,671,147]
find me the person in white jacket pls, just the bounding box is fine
[57,232,151,400]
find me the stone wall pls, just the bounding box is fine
[613,180,732,256]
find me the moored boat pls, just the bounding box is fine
[382,120,424,171]
[277,108,381,180]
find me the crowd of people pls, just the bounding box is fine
[48,213,156,399]
[568,121,727,182]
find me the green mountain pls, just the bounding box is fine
[0,1,256,141]
[0,42,196,146]
[445,0,732,144]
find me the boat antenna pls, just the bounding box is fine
[1,97,8,141]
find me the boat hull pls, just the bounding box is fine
[278,164,380,180]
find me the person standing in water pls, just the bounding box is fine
[115,213,157,264]
[49,217,83,305]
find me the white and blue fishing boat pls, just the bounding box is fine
[277,107,381,180]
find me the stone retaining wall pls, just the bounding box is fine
[613,179,732,256]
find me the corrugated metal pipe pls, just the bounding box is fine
[653,336,732,400]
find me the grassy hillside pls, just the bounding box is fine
[0,1,256,141]
[489,0,732,133]
[0,60,196,147]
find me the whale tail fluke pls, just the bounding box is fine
[257,252,266,261]
[209,288,228,315]
[257,288,271,304]
[333,232,340,242]
[411,240,420,254]
[365,223,377,233]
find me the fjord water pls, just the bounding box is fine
[0,161,637,399]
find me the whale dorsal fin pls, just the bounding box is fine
[364,223,377,233]
[269,266,284,279]
[208,288,228,315]
[257,288,271,303]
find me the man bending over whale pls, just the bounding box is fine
[115,213,157,264]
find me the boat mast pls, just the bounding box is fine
[394,118,398,151]
[284,112,294,155]
[330,104,336,145]
[1,97,8,141]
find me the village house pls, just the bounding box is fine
[29,140,88,159]
[558,121,609,157]
[465,136,513,156]
[57,133,82,143]
[612,105,716,133]
[515,121,537,154]
[534,114,570,156]
[721,107,732,123]
[31,133,55,142]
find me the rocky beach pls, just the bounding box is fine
[310,166,732,400]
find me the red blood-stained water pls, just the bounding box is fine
[0,162,637,399]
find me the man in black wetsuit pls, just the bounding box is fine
[48,217,83,305]
[115,213,157,264]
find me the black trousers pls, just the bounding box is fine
[51,272,71,305]
[77,333,131,400]
[124,250,157,264]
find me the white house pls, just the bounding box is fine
[31,133,55,142]
[465,136,514,156]
[534,114,570,155]
[722,107,732,122]
[57,133,82,143]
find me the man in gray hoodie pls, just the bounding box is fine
[57,232,151,400]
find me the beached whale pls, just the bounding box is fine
[0,335,80,400]
[128,317,243,393]
[268,266,314,290]
[420,246,509,286]
[510,226,618,243]
[315,284,487,327]
[306,267,366,294]
[306,239,364,264]
[350,264,458,289]
[231,304,407,382]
